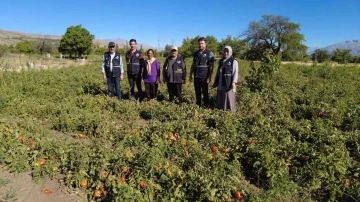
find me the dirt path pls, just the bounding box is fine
[0,167,85,202]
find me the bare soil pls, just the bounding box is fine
[0,167,85,202]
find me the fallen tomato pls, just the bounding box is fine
[43,189,52,195]
[140,180,146,189]
[211,146,217,153]
[80,179,88,188]
[93,190,102,199]
[234,191,242,200]
[36,159,45,166]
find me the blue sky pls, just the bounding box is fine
[0,0,359,49]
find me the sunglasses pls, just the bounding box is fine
[109,46,115,48]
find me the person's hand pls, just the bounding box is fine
[156,80,160,84]
[206,78,211,84]
[103,75,107,81]
[120,74,124,81]
[232,82,236,89]
[141,79,144,84]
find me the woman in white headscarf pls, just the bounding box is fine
[213,46,239,113]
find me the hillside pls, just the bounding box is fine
[0,29,155,49]
[307,39,360,56]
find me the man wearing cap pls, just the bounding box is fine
[162,46,186,104]
[101,42,124,100]
[189,37,215,108]
[126,39,144,100]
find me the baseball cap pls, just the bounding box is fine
[171,46,178,51]
[108,42,116,47]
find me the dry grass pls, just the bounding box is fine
[0,53,89,72]
[282,61,360,67]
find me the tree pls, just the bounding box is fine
[58,25,94,58]
[0,44,8,57]
[178,35,219,59]
[218,35,248,58]
[15,40,33,54]
[351,56,360,63]
[163,44,173,58]
[33,39,56,55]
[243,14,305,59]
[311,49,330,63]
[331,48,353,64]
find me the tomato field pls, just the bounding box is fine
[0,57,360,201]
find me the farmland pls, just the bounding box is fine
[0,56,360,201]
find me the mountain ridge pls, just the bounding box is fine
[0,29,155,50]
[307,39,360,56]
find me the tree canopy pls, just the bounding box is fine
[178,35,219,59]
[58,25,94,58]
[218,35,248,58]
[311,49,331,63]
[332,48,353,64]
[243,14,305,59]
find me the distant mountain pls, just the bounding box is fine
[307,40,360,56]
[0,29,155,50]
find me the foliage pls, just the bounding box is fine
[58,25,94,58]
[32,39,57,55]
[332,48,353,64]
[15,40,33,54]
[243,14,305,60]
[311,49,331,63]
[218,35,248,58]
[163,44,173,58]
[1,53,360,202]
[178,35,219,59]
[245,50,281,92]
[0,44,8,58]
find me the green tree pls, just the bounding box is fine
[178,35,219,59]
[311,49,330,63]
[218,35,248,58]
[0,44,8,57]
[33,39,56,55]
[243,14,305,59]
[15,40,33,54]
[331,48,353,64]
[58,25,94,58]
[204,35,219,57]
[351,56,360,63]
[163,44,173,58]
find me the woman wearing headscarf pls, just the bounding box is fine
[213,46,239,113]
[142,49,160,101]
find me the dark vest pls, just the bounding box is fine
[104,51,122,77]
[193,49,211,78]
[164,56,185,83]
[215,56,235,88]
[126,50,142,75]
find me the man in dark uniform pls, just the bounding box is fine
[101,42,124,100]
[189,37,215,107]
[162,46,186,104]
[126,39,144,100]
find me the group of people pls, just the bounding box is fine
[101,37,238,113]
